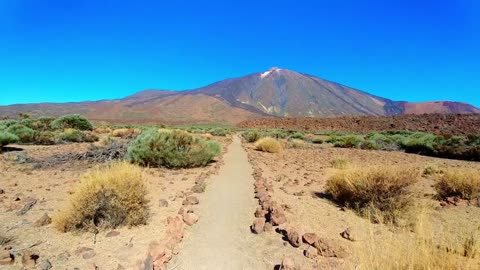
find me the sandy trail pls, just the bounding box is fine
[170,135,267,270]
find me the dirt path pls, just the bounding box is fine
[169,135,268,270]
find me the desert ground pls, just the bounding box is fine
[1,115,480,270]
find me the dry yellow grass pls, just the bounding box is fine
[330,157,349,169]
[435,168,480,200]
[111,128,141,138]
[355,207,480,270]
[254,137,282,153]
[53,162,148,232]
[94,126,113,134]
[326,166,419,223]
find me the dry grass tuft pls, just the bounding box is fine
[53,162,148,232]
[355,207,480,269]
[111,128,141,138]
[434,168,480,201]
[326,166,419,224]
[254,137,282,153]
[330,158,349,169]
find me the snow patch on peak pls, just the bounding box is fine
[260,67,282,79]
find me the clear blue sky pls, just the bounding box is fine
[0,0,479,107]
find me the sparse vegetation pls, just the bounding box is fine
[6,124,35,143]
[51,114,93,131]
[326,166,419,224]
[128,129,221,168]
[254,137,282,153]
[0,131,19,148]
[242,130,262,143]
[53,162,148,232]
[56,128,98,143]
[434,168,480,201]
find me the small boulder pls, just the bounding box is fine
[183,196,199,205]
[269,207,287,226]
[263,222,273,232]
[0,250,13,265]
[82,250,96,260]
[191,184,206,193]
[254,208,267,218]
[158,199,169,207]
[0,189,4,194]
[314,238,347,258]
[106,230,120,237]
[250,218,265,234]
[37,259,53,270]
[21,251,39,267]
[287,226,304,248]
[304,247,318,259]
[33,213,52,227]
[183,213,199,226]
[303,233,318,246]
[340,227,358,241]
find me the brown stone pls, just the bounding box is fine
[106,230,120,237]
[183,213,199,226]
[158,199,169,207]
[280,256,297,270]
[178,205,193,215]
[287,226,304,248]
[263,222,273,232]
[303,233,318,245]
[191,184,206,193]
[82,250,96,259]
[314,238,347,258]
[254,207,267,218]
[304,247,318,258]
[21,251,39,267]
[33,213,52,227]
[250,218,265,234]
[0,250,13,265]
[269,207,287,226]
[340,227,357,241]
[183,196,199,205]
[166,215,185,243]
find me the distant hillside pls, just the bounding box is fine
[0,67,478,124]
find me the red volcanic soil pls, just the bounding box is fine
[237,114,480,135]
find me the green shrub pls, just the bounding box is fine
[128,130,221,168]
[400,132,439,155]
[0,120,18,131]
[56,129,98,143]
[21,117,55,132]
[0,131,19,147]
[289,131,305,140]
[331,135,364,148]
[242,130,262,143]
[33,131,56,145]
[51,114,93,131]
[311,138,324,144]
[209,127,230,136]
[6,124,35,143]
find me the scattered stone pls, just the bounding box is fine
[254,208,267,218]
[184,196,199,205]
[340,227,358,241]
[178,205,193,215]
[269,206,287,226]
[0,189,4,194]
[74,247,93,256]
[303,233,318,245]
[21,251,39,267]
[250,218,265,234]
[263,222,273,232]
[304,247,318,259]
[158,199,169,207]
[33,213,52,227]
[287,226,304,248]
[82,250,96,259]
[175,191,185,199]
[17,199,37,215]
[166,215,185,243]
[183,213,199,226]
[106,230,120,237]
[56,251,70,262]
[191,184,206,193]
[314,238,347,258]
[0,250,13,265]
[37,259,53,270]
[280,256,297,270]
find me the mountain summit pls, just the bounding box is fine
[0,68,478,124]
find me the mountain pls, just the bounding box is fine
[0,67,478,124]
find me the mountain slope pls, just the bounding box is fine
[0,67,478,124]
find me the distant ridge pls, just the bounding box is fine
[0,67,478,124]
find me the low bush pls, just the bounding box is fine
[254,137,282,153]
[53,162,148,232]
[56,128,98,143]
[111,128,141,138]
[6,124,35,143]
[400,132,438,155]
[51,114,93,131]
[208,127,230,136]
[311,138,324,144]
[289,131,305,140]
[33,131,56,145]
[326,166,418,224]
[329,135,364,148]
[0,131,19,147]
[242,130,262,143]
[434,169,480,201]
[128,130,221,168]
[21,117,55,132]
